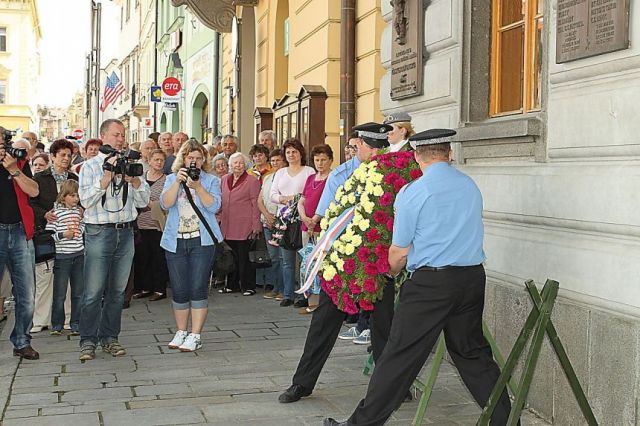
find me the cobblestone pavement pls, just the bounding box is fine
[0,290,549,425]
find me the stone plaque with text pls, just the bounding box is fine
[390,0,424,100]
[556,0,630,63]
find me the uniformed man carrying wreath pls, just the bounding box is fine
[279,122,404,404]
[324,129,514,426]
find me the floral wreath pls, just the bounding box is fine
[317,151,422,314]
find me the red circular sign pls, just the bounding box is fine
[162,77,182,96]
[72,129,84,139]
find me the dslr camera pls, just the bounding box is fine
[2,128,28,161]
[99,145,144,177]
[187,161,200,181]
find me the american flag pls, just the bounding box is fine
[99,71,125,112]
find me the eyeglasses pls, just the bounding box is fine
[345,145,357,151]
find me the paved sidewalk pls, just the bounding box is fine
[0,291,548,425]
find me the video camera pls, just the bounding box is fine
[1,128,28,161]
[99,145,143,177]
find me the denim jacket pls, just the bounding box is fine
[160,171,223,253]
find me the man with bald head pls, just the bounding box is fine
[21,132,39,159]
[158,132,175,174]
[0,130,40,360]
[165,132,188,173]
[139,139,158,173]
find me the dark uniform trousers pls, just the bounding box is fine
[291,278,396,390]
[347,265,514,426]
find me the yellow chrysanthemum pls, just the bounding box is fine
[358,219,371,231]
[363,202,374,214]
[372,185,384,197]
[351,234,363,247]
[340,195,349,205]
[344,180,353,192]
[336,258,345,272]
[322,265,337,281]
[348,193,356,204]
[330,251,339,263]
[344,244,355,256]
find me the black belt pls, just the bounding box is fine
[417,264,481,272]
[91,221,135,229]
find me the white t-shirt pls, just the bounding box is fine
[269,166,315,208]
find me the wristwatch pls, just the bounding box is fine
[10,170,21,177]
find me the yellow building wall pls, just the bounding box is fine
[219,0,384,160]
[219,32,234,136]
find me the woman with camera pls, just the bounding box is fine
[218,152,262,295]
[160,140,222,352]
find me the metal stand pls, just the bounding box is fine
[478,280,597,425]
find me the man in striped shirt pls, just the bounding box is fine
[78,119,150,361]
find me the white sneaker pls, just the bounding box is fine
[178,333,202,352]
[353,329,371,345]
[168,330,188,349]
[338,326,360,340]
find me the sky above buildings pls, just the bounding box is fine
[36,0,119,108]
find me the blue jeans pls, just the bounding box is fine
[165,237,215,310]
[280,246,297,300]
[51,254,84,331]
[80,225,134,347]
[257,227,283,293]
[0,223,35,349]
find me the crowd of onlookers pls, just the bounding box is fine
[0,121,371,359]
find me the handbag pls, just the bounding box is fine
[298,237,320,295]
[181,182,235,276]
[33,228,56,264]
[281,220,303,251]
[248,234,272,269]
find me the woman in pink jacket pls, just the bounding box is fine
[219,152,262,295]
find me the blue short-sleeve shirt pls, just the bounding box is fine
[392,162,485,272]
[316,156,362,217]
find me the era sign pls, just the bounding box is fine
[161,77,182,102]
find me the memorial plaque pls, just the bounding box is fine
[390,0,424,100]
[556,0,630,63]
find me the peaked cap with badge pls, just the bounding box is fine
[383,111,412,124]
[408,128,456,150]
[352,122,392,149]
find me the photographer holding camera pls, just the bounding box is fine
[0,126,40,360]
[78,119,150,361]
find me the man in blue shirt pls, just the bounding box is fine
[279,123,399,405]
[324,129,513,426]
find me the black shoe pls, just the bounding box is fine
[279,299,294,307]
[13,346,40,360]
[293,299,308,308]
[323,418,348,426]
[278,384,312,403]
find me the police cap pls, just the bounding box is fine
[383,112,412,124]
[409,129,456,150]
[352,122,392,149]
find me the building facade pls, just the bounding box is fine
[0,0,41,132]
[38,106,68,142]
[378,0,639,423]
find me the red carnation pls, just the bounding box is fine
[342,293,358,314]
[383,172,400,185]
[343,258,356,275]
[394,156,409,168]
[364,262,378,277]
[374,244,388,259]
[349,280,362,295]
[359,299,374,311]
[334,274,343,285]
[393,178,408,192]
[410,169,423,180]
[363,278,377,293]
[366,228,381,242]
[376,259,390,274]
[379,192,394,206]
[386,218,394,232]
[357,247,371,262]
[378,158,393,169]
[373,210,388,225]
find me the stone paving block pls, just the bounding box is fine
[3,413,100,426]
[189,376,277,394]
[201,398,335,422]
[62,386,134,403]
[15,363,62,376]
[133,383,192,397]
[64,359,137,373]
[101,406,206,425]
[4,408,40,419]
[128,395,232,409]
[10,391,59,406]
[216,322,276,330]
[232,328,278,338]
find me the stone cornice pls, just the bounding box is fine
[171,0,235,33]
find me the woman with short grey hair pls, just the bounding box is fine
[212,154,229,178]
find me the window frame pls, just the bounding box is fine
[0,80,7,104]
[490,0,543,116]
[0,27,7,52]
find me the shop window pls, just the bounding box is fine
[0,81,6,104]
[490,0,543,116]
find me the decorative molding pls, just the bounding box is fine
[171,0,235,33]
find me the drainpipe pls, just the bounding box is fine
[212,32,220,136]
[340,0,356,163]
[153,0,159,132]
